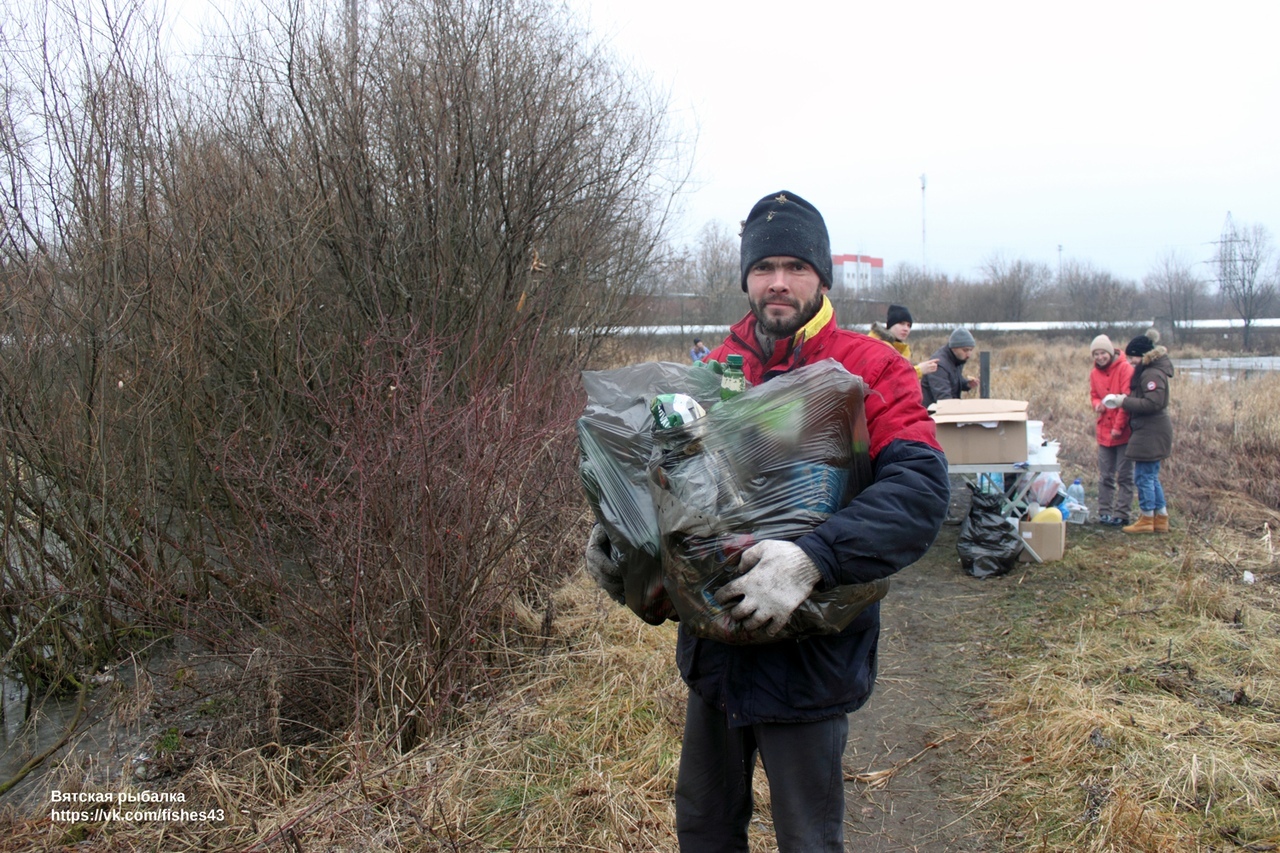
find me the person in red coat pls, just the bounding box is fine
[585,191,948,851]
[1088,334,1135,526]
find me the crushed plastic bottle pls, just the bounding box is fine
[650,392,745,517]
[650,393,707,430]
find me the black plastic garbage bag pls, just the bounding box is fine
[957,483,1022,579]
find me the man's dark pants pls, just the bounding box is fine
[675,691,849,852]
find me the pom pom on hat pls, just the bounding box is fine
[886,304,913,328]
[1090,334,1115,354]
[1125,328,1160,358]
[739,191,832,291]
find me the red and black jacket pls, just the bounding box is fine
[679,299,949,725]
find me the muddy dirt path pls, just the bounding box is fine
[842,525,995,851]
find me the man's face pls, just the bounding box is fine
[746,256,827,339]
[1093,349,1113,368]
[888,321,912,342]
[950,346,974,363]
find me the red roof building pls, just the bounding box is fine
[831,254,884,293]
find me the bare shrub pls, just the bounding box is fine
[0,0,682,742]
[203,327,581,749]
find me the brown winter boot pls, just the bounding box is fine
[1153,512,1169,533]
[1123,514,1156,534]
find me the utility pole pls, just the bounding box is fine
[1057,244,1063,283]
[920,173,927,276]
[347,0,359,90]
[1216,212,1238,292]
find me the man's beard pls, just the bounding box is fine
[749,290,825,339]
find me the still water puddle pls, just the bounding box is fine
[1174,357,1280,382]
[2,644,202,809]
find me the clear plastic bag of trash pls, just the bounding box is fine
[578,361,722,624]
[578,359,887,642]
[1028,471,1066,507]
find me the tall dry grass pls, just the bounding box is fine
[914,335,1280,851]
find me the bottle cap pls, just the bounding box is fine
[726,354,744,368]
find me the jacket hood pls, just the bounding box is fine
[1140,346,1173,376]
[867,322,892,342]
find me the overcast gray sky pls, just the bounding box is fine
[567,0,1280,283]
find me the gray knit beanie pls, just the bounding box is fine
[948,328,976,348]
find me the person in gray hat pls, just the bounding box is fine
[921,327,979,407]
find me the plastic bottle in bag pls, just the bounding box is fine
[650,393,707,430]
[651,393,745,517]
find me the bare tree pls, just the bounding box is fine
[691,220,738,294]
[1216,213,1277,350]
[688,219,739,322]
[1060,260,1138,325]
[978,255,1052,322]
[1144,250,1204,342]
[881,262,937,309]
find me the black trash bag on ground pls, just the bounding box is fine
[957,483,1022,579]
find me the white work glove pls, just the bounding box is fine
[1102,393,1126,409]
[714,540,821,636]
[584,523,626,605]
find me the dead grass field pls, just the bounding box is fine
[2,336,1278,852]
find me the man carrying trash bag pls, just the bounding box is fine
[584,191,949,851]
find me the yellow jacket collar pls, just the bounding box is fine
[793,294,833,347]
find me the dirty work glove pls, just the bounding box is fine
[585,523,626,605]
[696,358,725,376]
[714,540,821,636]
[1102,393,1126,409]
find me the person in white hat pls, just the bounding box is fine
[1088,334,1135,526]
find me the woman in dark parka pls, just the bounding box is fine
[1108,329,1173,533]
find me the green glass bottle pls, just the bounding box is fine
[720,354,748,401]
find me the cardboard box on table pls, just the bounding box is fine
[1018,520,1066,562]
[929,399,1029,465]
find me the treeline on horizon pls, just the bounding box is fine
[663,221,1279,342]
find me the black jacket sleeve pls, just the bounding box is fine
[795,439,950,588]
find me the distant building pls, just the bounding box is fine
[831,254,884,293]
